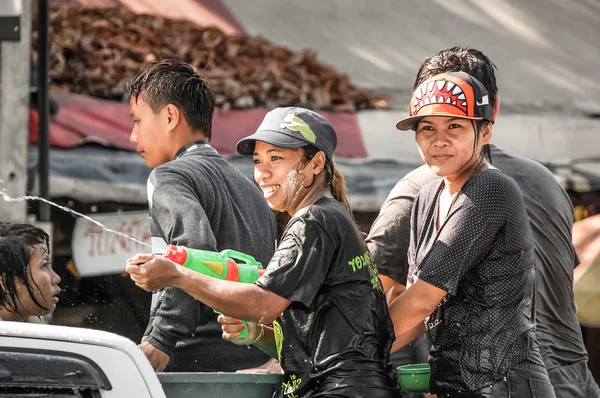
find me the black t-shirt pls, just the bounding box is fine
[257,197,399,398]
[488,147,586,370]
[408,169,539,393]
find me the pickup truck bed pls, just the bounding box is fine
[0,322,281,398]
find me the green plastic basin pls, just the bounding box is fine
[158,372,282,398]
[397,363,431,392]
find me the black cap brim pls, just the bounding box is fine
[236,130,309,156]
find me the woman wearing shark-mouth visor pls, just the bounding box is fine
[127,107,400,398]
[388,72,555,397]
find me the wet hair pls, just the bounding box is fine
[274,146,353,239]
[414,47,497,165]
[471,120,492,166]
[0,222,50,313]
[127,58,216,139]
[413,46,498,109]
[302,146,352,214]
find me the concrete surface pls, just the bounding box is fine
[0,0,31,222]
[223,0,600,111]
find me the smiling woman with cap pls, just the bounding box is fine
[235,107,342,217]
[126,107,400,398]
[387,72,556,397]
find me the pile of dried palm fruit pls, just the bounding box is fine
[34,4,388,111]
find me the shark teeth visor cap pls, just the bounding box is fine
[396,71,495,131]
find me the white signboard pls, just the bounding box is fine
[71,211,151,277]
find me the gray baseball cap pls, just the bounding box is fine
[236,107,337,160]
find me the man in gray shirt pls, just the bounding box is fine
[367,47,599,397]
[128,59,276,372]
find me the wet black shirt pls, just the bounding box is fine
[257,197,399,398]
[408,169,538,393]
[367,145,589,373]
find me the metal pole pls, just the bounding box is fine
[37,0,50,221]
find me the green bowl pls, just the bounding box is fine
[397,363,431,392]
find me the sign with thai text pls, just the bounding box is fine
[72,211,150,277]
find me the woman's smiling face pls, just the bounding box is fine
[252,141,311,214]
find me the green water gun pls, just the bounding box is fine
[163,244,264,340]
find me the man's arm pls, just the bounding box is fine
[366,188,415,303]
[366,180,420,276]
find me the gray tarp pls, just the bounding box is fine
[27,145,600,212]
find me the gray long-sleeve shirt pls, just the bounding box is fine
[143,142,276,372]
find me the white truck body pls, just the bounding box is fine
[0,322,282,398]
[0,321,166,397]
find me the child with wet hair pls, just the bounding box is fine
[0,222,61,322]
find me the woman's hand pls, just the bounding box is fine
[217,314,264,345]
[126,254,181,291]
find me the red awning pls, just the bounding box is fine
[29,92,368,159]
[39,2,368,158]
[52,0,246,36]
